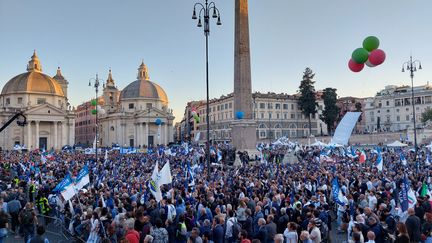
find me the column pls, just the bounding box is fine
[137,123,141,147]
[35,121,40,149]
[61,122,67,147]
[69,122,74,145]
[164,123,168,145]
[122,124,126,147]
[115,121,120,144]
[53,121,58,150]
[144,122,149,147]
[119,122,123,145]
[134,123,138,147]
[27,121,32,149]
[139,123,143,147]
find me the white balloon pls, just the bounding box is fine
[365,60,376,67]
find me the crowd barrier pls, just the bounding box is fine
[36,214,86,243]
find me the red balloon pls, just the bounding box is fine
[369,49,386,66]
[348,59,364,72]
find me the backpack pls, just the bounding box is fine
[176,222,187,241]
[231,218,242,240]
[21,209,34,225]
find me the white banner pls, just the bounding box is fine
[61,184,76,201]
[331,112,361,146]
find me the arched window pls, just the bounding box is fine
[274,124,282,129]
[258,123,266,129]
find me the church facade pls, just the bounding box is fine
[98,62,175,148]
[0,51,75,150]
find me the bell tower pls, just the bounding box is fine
[102,69,120,113]
[27,50,42,72]
[53,67,69,98]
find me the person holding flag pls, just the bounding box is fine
[149,161,172,202]
[332,177,348,233]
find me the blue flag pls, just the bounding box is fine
[75,166,90,190]
[332,178,345,206]
[399,175,409,212]
[53,174,73,192]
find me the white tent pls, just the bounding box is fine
[327,143,344,148]
[387,140,408,147]
[310,140,327,147]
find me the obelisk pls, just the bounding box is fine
[231,0,257,154]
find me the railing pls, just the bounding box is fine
[36,214,86,243]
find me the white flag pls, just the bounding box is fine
[408,188,417,208]
[158,162,172,185]
[61,184,75,201]
[149,161,162,202]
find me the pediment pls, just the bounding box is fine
[135,107,168,118]
[26,103,66,116]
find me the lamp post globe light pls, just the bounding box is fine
[89,74,102,163]
[402,56,422,159]
[192,0,221,175]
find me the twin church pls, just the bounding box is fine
[0,51,174,150]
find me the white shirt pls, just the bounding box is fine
[338,196,348,212]
[368,195,377,209]
[225,217,237,238]
[309,227,321,243]
[167,204,176,221]
[284,229,298,243]
[367,181,374,191]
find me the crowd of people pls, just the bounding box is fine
[0,142,432,243]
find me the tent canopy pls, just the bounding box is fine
[311,140,327,147]
[387,140,408,147]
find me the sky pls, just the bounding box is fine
[1,0,432,123]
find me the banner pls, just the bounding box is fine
[75,166,90,190]
[53,175,75,201]
[331,112,361,146]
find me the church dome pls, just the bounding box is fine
[120,62,168,104]
[1,51,65,97]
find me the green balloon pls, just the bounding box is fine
[91,100,97,106]
[363,36,380,52]
[351,48,369,64]
[91,109,97,115]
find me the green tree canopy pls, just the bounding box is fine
[320,88,340,134]
[298,68,317,136]
[355,102,363,122]
[421,108,432,123]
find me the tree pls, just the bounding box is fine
[298,68,317,136]
[421,108,432,123]
[320,88,340,134]
[355,102,363,122]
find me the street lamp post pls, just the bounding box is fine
[89,74,102,163]
[192,0,221,175]
[402,56,422,159]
